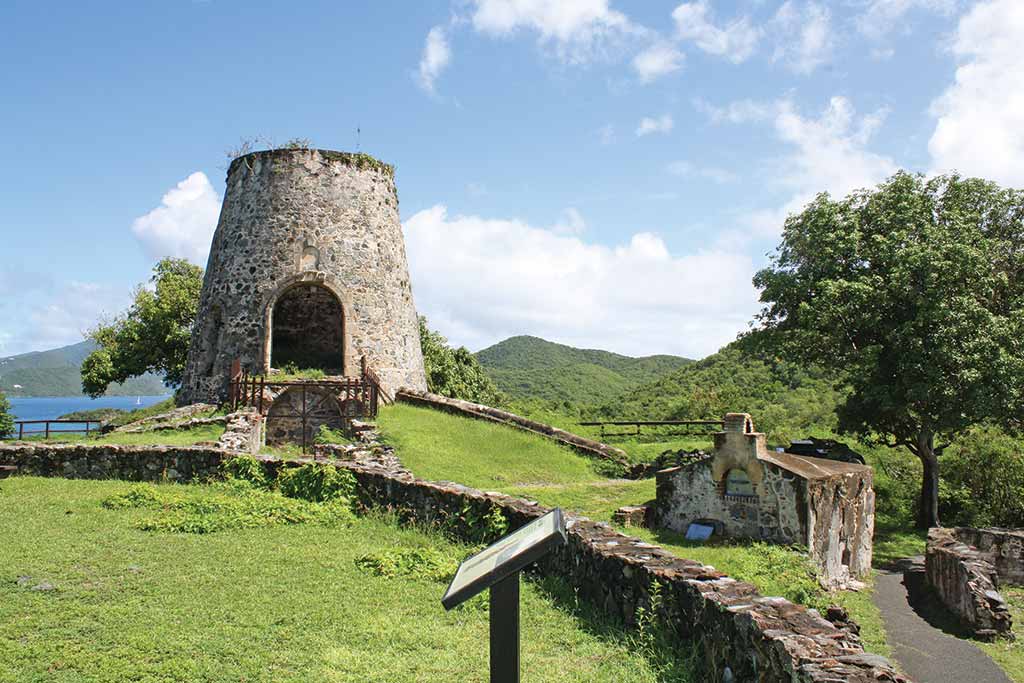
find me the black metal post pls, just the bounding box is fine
[490,572,520,683]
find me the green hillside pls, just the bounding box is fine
[475,335,692,405]
[0,341,167,397]
[592,335,843,443]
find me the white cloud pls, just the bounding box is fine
[666,160,738,183]
[700,96,896,236]
[672,1,761,63]
[636,114,674,136]
[770,1,832,74]
[928,0,1024,188]
[417,25,452,93]
[693,97,774,124]
[857,0,955,39]
[403,205,759,358]
[0,279,128,356]
[759,97,895,234]
[470,0,640,63]
[131,172,221,266]
[632,42,684,82]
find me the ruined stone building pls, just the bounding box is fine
[654,413,875,587]
[178,148,427,406]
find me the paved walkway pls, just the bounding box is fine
[873,560,1011,683]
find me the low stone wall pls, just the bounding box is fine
[954,527,1024,586]
[217,410,263,453]
[395,390,633,473]
[0,443,235,483]
[925,527,1013,639]
[112,402,218,432]
[335,453,907,682]
[120,416,227,434]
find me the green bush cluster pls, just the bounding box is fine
[277,461,356,502]
[0,389,15,439]
[101,480,352,534]
[420,316,503,405]
[354,547,460,582]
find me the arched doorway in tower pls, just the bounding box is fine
[269,284,344,374]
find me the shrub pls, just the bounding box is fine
[277,463,356,502]
[0,390,15,439]
[354,547,460,582]
[223,455,270,489]
[939,426,1024,528]
[314,424,349,444]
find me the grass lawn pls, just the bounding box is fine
[376,403,893,655]
[0,477,690,682]
[376,404,606,488]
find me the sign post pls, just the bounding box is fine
[441,508,568,683]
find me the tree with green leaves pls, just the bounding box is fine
[754,172,1024,529]
[0,390,14,439]
[82,258,203,398]
[419,317,503,405]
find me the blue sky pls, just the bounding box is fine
[2,0,1021,360]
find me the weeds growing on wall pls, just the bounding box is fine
[631,580,692,681]
[277,462,356,502]
[314,424,350,444]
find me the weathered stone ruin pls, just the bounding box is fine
[654,413,875,587]
[926,527,1017,639]
[178,148,427,405]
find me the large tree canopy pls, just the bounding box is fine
[82,258,204,398]
[419,317,502,405]
[754,172,1024,528]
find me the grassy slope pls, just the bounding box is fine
[475,335,691,405]
[0,477,682,683]
[375,403,890,655]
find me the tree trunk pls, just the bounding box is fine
[916,430,941,530]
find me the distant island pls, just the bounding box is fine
[0,340,167,397]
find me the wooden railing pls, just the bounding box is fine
[577,419,725,438]
[228,358,381,418]
[6,420,104,440]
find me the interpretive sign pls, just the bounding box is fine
[441,508,568,683]
[442,507,567,610]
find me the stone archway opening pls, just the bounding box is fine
[270,284,344,374]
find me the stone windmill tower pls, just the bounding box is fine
[178,148,427,405]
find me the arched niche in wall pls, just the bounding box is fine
[268,283,345,374]
[724,468,756,497]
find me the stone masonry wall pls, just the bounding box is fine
[955,527,1024,586]
[655,460,804,543]
[925,527,1013,639]
[0,443,233,482]
[179,149,427,403]
[806,473,874,587]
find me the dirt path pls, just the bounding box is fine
[873,560,1011,683]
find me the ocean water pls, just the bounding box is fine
[8,396,170,427]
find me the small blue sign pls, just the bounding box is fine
[685,523,714,541]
